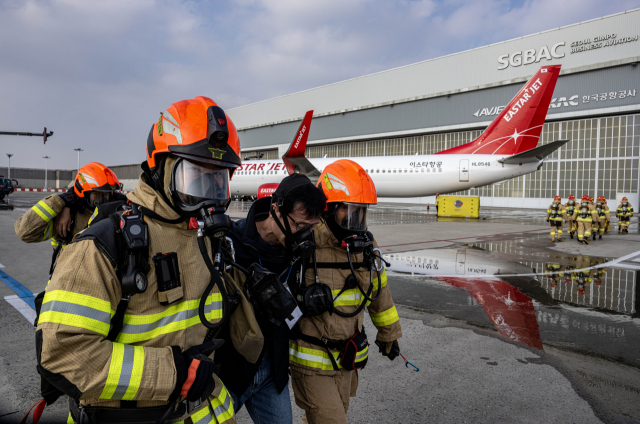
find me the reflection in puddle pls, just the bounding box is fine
[384,248,639,352]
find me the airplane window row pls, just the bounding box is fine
[365,168,443,174]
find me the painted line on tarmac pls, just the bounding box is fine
[386,249,640,279]
[0,263,4,268]
[380,228,549,248]
[4,295,36,324]
[0,269,35,309]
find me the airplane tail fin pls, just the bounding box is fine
[436,65,561,156]
[283,110,315,175]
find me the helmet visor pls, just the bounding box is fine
[172,158,230,208]
[335,203,368,232]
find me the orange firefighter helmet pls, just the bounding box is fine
[317,159,377,205]
[73,162,121,198]
[146,96,241,175]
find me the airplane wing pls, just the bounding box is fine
[282,110,322,178]
[497,139,569,165]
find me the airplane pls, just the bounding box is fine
[230,65,567,198]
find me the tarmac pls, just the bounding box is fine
[1,192,639,423]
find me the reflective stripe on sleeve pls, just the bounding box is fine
[100,343,145,400]
[355,344,369,362]
[116,293,222,344]
[67,412,74,424]
[370,305,400,327]
[289,341,341,371]
[39,290,115,335]
[209,383,234,423]
[32,200,57,223]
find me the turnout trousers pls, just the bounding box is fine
[566,217,576,237]
[619,216,631,231]
[291,368,358,424]
[576,217,592,241]
[549,219,563,241]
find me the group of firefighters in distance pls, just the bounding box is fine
[547,194,634,244]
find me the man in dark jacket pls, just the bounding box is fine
[216,174,326,423]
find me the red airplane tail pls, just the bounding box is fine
[436,65,561,156]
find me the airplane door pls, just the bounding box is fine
[456,251,466,274]
[459,159,469,182]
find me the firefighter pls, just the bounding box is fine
[616,197,634,233]
[546,196,565,242]
[14,162,125,250]
[574,194,596,244]
[564,194,577,238]
[435,193,440,214]
[34,97,241,423]
[289,160,402,424]
[544,264,565,288]
[594,196,611,240]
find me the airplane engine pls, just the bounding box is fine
[258,183,279,199]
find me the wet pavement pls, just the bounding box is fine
[3,192,640,422]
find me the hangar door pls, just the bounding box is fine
[459,159,469,182]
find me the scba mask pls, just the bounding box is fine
[326,202,372,252]
[87,191,113,208]
[269,202,317,260]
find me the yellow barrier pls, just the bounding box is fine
[438,196,480,218]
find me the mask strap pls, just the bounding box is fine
[270,206,296,252]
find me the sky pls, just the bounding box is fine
[0,0,637,170]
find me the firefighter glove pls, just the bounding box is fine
[59,187,79,208]
[378,339,400,361]
[171,340,222,402]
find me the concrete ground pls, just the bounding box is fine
[1,193,639,423]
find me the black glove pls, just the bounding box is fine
[375,339,400,361]
[59,187,79,208]
[171,339,223,402]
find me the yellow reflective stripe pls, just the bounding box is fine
[191,404,215,424]
[67,412,74,424]
[38,200,56,217]
[100,343,145,400]
[42,221,53,241]
[209,384,234,423]
[39,290,114,335]
[370,305,399,327]
[31,204,52,223]
[116,293,223,344]
[289,341,341,371]
[88,207,99,226]
[331,270,388,307]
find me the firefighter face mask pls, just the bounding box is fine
[335,203,368,232]
[87,191,112,208]
[169,157,230,217]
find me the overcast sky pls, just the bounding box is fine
[0,0,636,170]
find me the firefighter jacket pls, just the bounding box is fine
[594,203,611,221]
[617,203,634,217]
[36,174,234,423]
[564,201,577,219]
[571,202,597,221]
[289,222,402,375]
[14,193,93,249]
[546,202,565,222]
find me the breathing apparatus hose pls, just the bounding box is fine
[330,246,380,318]
[347,246,382,303]
[197,233,232,332]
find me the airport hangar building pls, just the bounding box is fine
[229,9,640,209]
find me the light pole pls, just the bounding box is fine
[43,156,50,189]
[6,154,12,178]
[74,148,83,174]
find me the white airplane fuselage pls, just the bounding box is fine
[231,154,541,198]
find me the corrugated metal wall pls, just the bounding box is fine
[0,167,74,189]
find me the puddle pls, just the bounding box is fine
[384,247,640,366]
